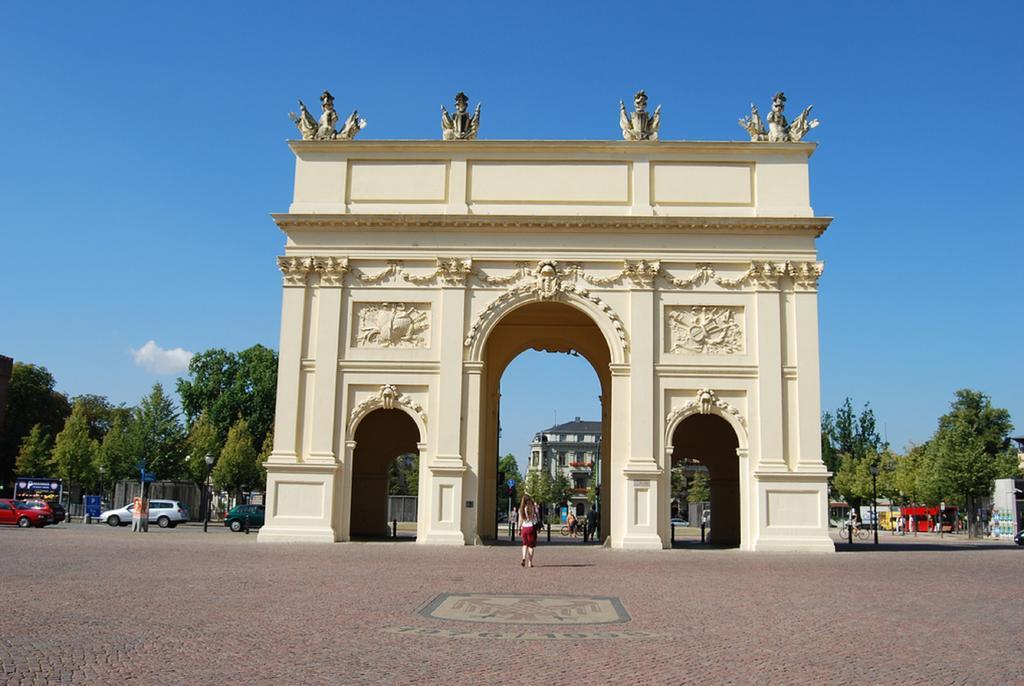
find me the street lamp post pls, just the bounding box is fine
[98,464,105,509]
[202,453,214,533]
[869,463,880,545]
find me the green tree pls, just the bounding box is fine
[892,444,925,505]
[15,424,54,476]
[524,469,553,512]
[388,454,419,495]
[185,412,222,484]
[131,384,187,480]
[52,401,100,492]
[212,418,262,500]
[925,390,1014,537]
[688,470,711,503]
[177,345,278,449]
[993,444,1022,479]
[97,414,139,490]
[552,473,572,508]
[70,394,131,443]
[823,398,888,501]
[0,363,70,486]
[497,453,522,509]
[820,412,839,473]
[257,430,272,489]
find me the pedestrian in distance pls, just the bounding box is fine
[909,514,916,537]
[509,507,518,539]
[519,494,539,568]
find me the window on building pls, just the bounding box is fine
[566,434,577,443]
[558,453,565,466]
[547,433,559,442]
[584,434,594,442]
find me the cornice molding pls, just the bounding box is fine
[287,139,818,155]
[272,214,831,237]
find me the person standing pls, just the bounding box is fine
[519,494,538,568]
[909,514,917,537]
[509,507,518,540]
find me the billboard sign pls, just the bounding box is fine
[14,477,63,503]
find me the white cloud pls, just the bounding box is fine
[131,340,194,375]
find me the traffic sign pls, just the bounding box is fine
[141,470,156,483]
[506,479,516,488]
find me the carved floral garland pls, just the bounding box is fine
[461,260,630,353]
[348,384,427,435]
[277,255,823,291]
[665,388,747,430]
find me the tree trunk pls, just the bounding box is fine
[966,495,975,539]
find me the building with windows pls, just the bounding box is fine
[528,417,601,517]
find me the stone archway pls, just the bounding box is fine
[671,414,741,546]
[476,300,613,543]
[349,408,421,538]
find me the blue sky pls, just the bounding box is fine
[2,3,1021,471]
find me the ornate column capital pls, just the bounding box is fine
[786,261,824,291]
[277,256,314,287]
[313,256,350,286]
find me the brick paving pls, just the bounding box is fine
[2,524,1021,685]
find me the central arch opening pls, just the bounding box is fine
[477,300,612,543]
[350,408,420,539]
[670,414,741,547]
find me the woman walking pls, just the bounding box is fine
[519,494,538,568]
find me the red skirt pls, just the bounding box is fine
[521,524,538,547]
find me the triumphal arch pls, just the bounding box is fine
[259,91,835,552]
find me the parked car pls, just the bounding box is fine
[670,518,690,527]
[224,504,264,532]
[17,499,63,525]
[1015,529,1023,546]
[0,499,52,528]
[99,500,190,528]
[48,501,66,524]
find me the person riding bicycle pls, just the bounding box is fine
[848,509,860,534]
[567,512,578,536]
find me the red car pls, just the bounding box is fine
[0,499,53,528]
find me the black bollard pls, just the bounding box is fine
[547,521,551,542]
[244,515,250,534]
[847,522,853,544]
[700,521,706,544]
[671,521,675,544]
[392,520,397,538]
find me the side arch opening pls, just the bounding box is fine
[350,408,421,539]
[670,413,741,548]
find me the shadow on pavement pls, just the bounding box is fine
[834,540,1020,552]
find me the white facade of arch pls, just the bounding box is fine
[259,140,834,552]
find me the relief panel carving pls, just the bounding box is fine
[665,306,743,355]
[353,302,430,349]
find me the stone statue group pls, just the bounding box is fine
[289,89,819,143]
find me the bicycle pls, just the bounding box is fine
[834,524,867,540]
[560,524,582,537]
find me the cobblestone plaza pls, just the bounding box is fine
[3,525,1020,684]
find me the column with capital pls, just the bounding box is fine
[267,256,314,464]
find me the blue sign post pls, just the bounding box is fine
[84,495,101,518]
[506,479,516,489]
[140,470,156,483]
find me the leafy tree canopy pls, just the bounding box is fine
[97,413,140,486]
[0,363,70,485]
[177,345,278,450]
[212,418,262,497]
[185,412,222,484]
[15,424,54,477]
[52,401,100,491]
[131,384,187,480]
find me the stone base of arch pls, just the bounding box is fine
[257,463,341,543]
[749,472,835,553]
